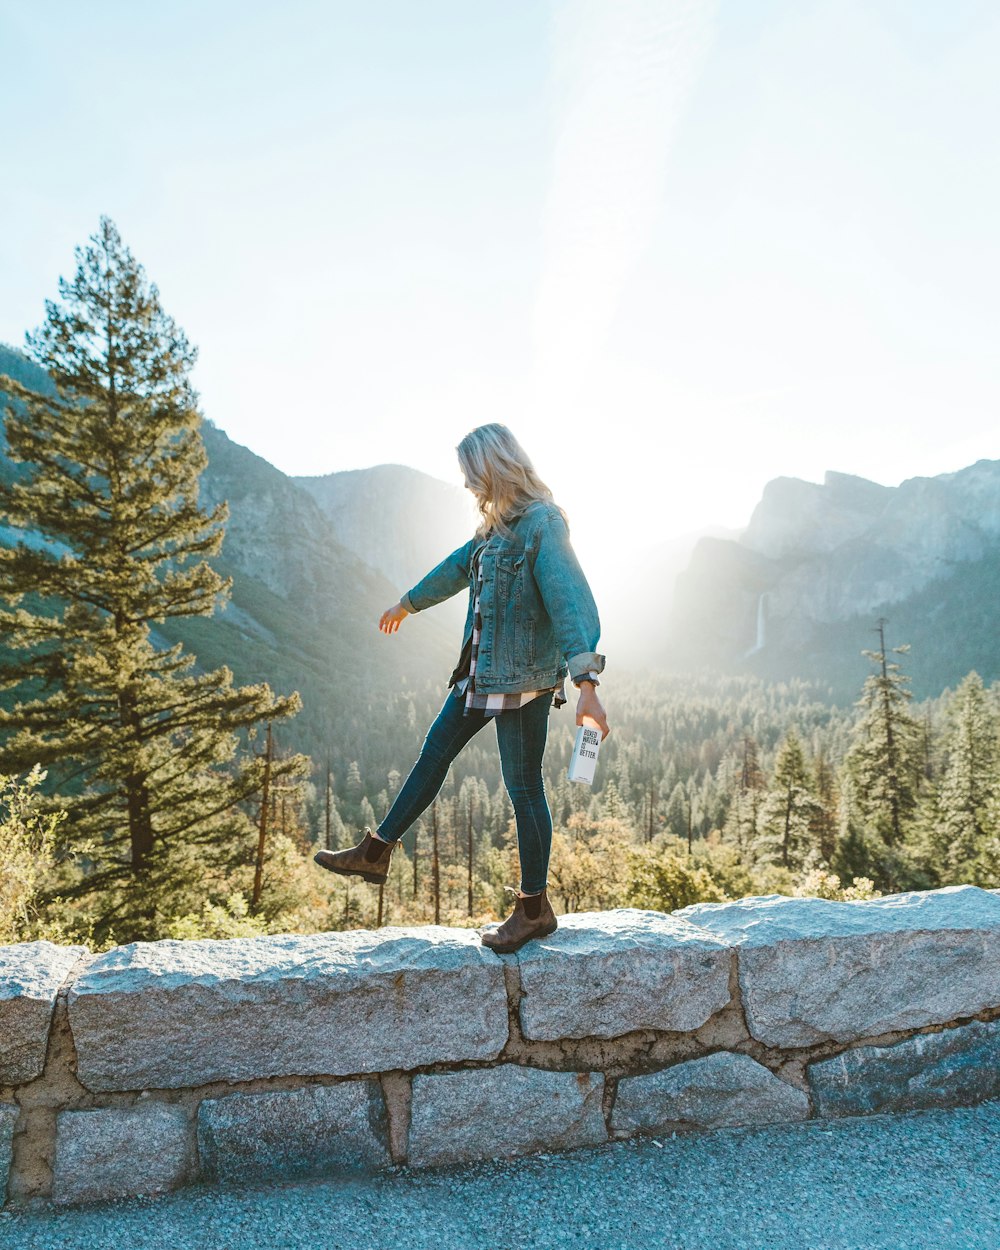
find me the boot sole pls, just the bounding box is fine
[313,854,388,885]
[479,919,558,955]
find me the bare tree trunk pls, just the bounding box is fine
[876,618,902,845]
[432,802,441,924]
[782,784,793,868]
[324,757,332,850]
[118,685,154,872]
[467,794,474,916]
[923,709,933,781]
[252,722,273,912]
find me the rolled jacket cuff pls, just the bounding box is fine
[573,674,600,688]
[568,652,606,681]
[400,590,418,614]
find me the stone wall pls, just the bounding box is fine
[3,885,1000,1209]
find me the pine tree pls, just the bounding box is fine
[831,769,882,884]
[359,796,377,832]
[598,777,628,822]
[0,216,307,941]
[810,749,838,864]
[663,781,687,841]
[755,729,818,870]
[345,760,363,795]
[723,735,765,854]
[327,793,347,849]
[845,620,922,849]
[932,672,1000,880]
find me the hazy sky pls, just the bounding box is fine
[2,0,999,574]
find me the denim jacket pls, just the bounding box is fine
[400,500,605,694]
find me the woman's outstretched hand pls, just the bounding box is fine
[379,601,410,634]
[576,683,610,740]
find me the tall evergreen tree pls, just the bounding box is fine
[0,216,307,941]
[755,729,818,869]
[931,672,1000,880]
[809,749,838,864]
[724,735,765,854]
[663,780,688,842]
[830,769,896,887]
[845,620,922,849]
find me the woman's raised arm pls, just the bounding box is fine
[400,536,476,614]
[378,536,477,635]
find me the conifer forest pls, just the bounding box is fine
[2,220,999,949]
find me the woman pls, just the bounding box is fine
[314,423,609,953]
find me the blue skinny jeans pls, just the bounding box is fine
[376,688,554,894]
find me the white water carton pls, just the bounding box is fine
[568,723,602,785]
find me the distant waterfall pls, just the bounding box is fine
[744,592,768,657]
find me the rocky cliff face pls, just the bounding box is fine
[163,424,459,750]
[742,472,892,562]
[199,422,391,609]
[668,460,1000,696]
[295,464,474,596]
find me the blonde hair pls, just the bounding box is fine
[456,423,566,539]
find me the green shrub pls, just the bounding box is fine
[0,765,64,944]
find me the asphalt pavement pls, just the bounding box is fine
[1,1100,997,1250]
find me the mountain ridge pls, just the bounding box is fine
[294,462,473,617]
[0,345,460,771]
[5,341,998,707]
[668,457,1000,697]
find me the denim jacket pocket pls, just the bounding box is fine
[494,549,526,602]
[491,549,526,678]
[495,548,526,573]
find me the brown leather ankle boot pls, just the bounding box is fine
[314,828,397,885]
[479,886,558,954]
